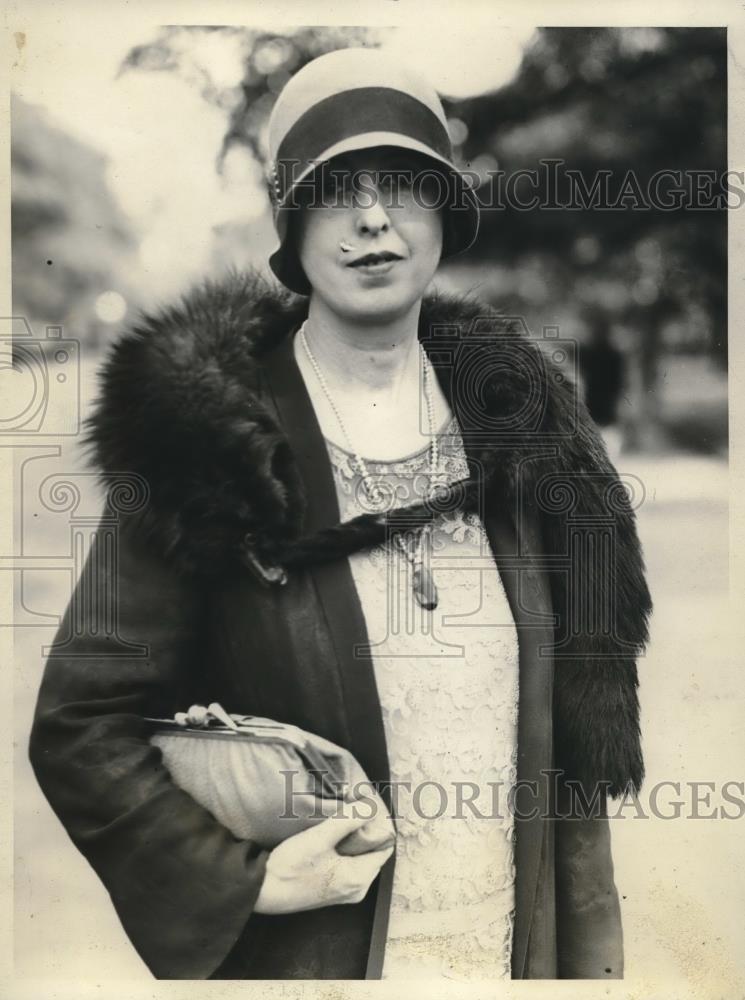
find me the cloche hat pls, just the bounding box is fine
[266,46,481,295]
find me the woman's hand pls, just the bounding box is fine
[254,812,394,915]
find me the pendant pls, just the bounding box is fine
[412,563,438,611]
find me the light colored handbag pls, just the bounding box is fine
[147,703,394,856]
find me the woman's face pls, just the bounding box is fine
[294,146,444,323]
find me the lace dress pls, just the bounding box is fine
[325,415,520,981]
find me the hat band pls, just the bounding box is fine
[274,86,453,202]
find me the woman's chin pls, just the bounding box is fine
[343,292,418,323]
[317,272,430,320]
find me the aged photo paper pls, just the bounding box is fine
[2,2,744,998]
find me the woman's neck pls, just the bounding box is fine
[302,299,421,392]
[294,297,452,461]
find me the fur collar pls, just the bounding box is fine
[84,267,652,796]
[84,268,530,574]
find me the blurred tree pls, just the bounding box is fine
[447,27,727,451]
[449,27,726,366]
[11,95,139,347]
[119,26,386,170]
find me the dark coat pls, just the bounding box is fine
[29,270,652,980]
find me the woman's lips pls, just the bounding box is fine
[348,258,401,276]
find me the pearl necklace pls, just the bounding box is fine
[298,319,440,611]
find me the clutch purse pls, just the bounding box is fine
[146,703,394,857]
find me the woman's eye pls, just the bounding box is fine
[322,179,339,201]
[316,172,352,204]
[379,171,413,193]
[373,172,414,208]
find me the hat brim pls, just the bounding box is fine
[269,131,481,296]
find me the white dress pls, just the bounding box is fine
[325,415,520,981]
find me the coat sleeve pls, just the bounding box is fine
[28,508,269,979]
[554,784,624,979]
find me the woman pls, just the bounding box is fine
[29,48,652,980]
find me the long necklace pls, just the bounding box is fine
[299,319,440,611]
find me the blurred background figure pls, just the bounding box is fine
[578,308,626,460]
[11,21,734,989]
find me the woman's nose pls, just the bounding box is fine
[353,184,392,235]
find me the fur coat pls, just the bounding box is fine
[30,268,653,980]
